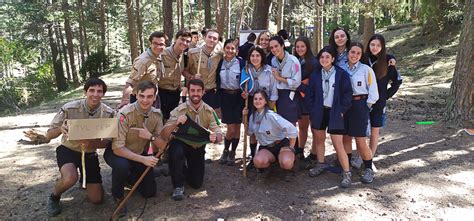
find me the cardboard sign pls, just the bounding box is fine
[67,118,118,140]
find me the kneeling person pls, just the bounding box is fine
[161,79,223,201]
[105,81,167,210]
[247,90,298,173]
[46,78,115,216]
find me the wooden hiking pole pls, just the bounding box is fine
[242,77,249,177]
[110,144,168,220]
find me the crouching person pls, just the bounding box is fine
[46,78,115,216]
[104,80,168,216]
[245,90,298,179]
[161,79,223,201]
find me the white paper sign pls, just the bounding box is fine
[68,118,118,140]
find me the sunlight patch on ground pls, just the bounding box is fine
[189,190,208,199]
[397,158,429,168]
[14,156,38,166]
[213,199,240,210]
[433,149,470,158]
[444,171,474,186]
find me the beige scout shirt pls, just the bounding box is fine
[112,103,163,154]
[126,48,164,95]
[165,101,222,148]
[158,46,184,90]
[186,46,223,90]
[49,99,115,153]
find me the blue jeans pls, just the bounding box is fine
[104,148,156,199]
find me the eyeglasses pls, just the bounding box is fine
[152,42,166,47]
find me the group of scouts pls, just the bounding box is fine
[43,27,402,217]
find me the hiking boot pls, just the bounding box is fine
[340,171,352,188]
[309,163,328,177]
[351,154,363,169]
[113,197,128,218]
[46,194,61,217]
[361,168,375,184]
[172,186,185,201]
[246,160,255,171]
[302,154,317,170]
[219,150,229,164]
[226,151,236,166]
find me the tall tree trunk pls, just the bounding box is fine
[204,0,212,28]
[362,2,375,49]
[99,0,107,53]
[163,0,174,43]
[252,0,271,29]
[56,24,71,81]
[224,0,230,38]
[358,0,365,35]
[48,24,67,92]
[445,0,473,127]
[63,0,78,85]
[276,0,284,31]
[216,0,223,35]
[77,0,86,64]
[127,0,139,61]
[136,0,144,53]
[178,0,185,29]
[313,0,324,54]
[234,0,246,37]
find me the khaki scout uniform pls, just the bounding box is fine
[50,99,115,153]
[186,46,223,90]
[166,101,222,147]
[126,48,164,95]
[112,103,163,154]
[159,46,184,91]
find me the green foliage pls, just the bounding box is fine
[79,51,112,81]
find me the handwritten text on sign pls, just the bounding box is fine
[68,118,118,140]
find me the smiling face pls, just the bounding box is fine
[319,52,335,70]
[150,37,166,56]
[257,33,270,49]
[295,41,307,57]
[84,85,104,108]
[205,31,219,49]
[334,30,348,48]
[224,42,237,60]
[269,40,284,58]
[188,83,204,105]
[136,88,156,111]
[174,36,191,53]
[250,50,262,68]
[369,39,382,56]
[348,45,363,65]
[253,92,267,111]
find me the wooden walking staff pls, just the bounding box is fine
[110,143,168,220]
[242,65,250,177]
[80,144,86,189]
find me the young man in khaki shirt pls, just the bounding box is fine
[161,79,223,201]
[45,78,115,217]
[105,81,168,216]
[117,32,167,110]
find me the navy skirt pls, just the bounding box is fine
[344,99,370,137]
[276,89,301,124]
[219,89,244,124]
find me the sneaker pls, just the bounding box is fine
[219,150,229,164]
[340,171,352,188]
[226,151,236,166]
[172,186,185,201]
[302,154,317,170]
[246,160,255,171]
[309,163,328,177]
[46,194,61,217]
[113,197,128,218]
[351,154,363,169]
[361,168,375,183]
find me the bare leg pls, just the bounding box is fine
[253,149,276,169]
[331,134,350,171]
[313,129,327,163]
[278,148,296,170]
[369,127,380,157]
[53,163,78,197]
[298,116,310,149]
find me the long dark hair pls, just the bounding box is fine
[364,34,388,79]
[247,46,267,67]
[329,27,351,50]
[251,89,271,121]
[294,36,315,74]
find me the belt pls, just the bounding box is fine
[353,94,368,100]
[205,88,216,93]
[220,89,240,94]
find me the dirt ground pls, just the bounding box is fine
[0,27,473,220]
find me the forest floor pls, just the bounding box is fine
[0,25,473,220]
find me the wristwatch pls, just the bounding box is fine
[150,136,156,141]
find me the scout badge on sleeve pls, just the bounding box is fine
[172,114,211,147]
